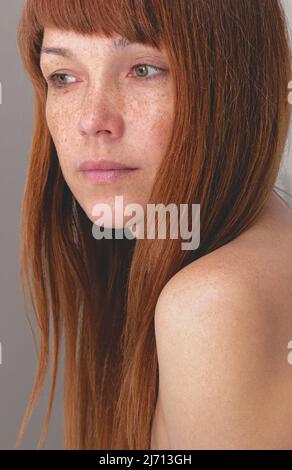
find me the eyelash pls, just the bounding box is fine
[47,64,165,90]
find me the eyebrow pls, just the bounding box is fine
[40,37,140,59]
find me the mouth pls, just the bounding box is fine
[81,168,138,184]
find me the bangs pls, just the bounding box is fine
[24,0,163,51]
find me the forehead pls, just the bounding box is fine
[43,27,127,48]
[41,27,165,56]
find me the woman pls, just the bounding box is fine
[16,0,292,450]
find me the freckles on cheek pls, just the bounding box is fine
[147,108,174,152]
[46,104,70,148]
[129,95,172,144]
[46,93,82,148]
[46,102,59,137]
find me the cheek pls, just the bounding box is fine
[151,108,174,150]
[144,111,173,174]
[45,87,174,167]
[128,94,174,161]
[46,101,61,142]
[45,100,74,162]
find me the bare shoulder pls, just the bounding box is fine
[155,190,292,326]
[152,192,292,449]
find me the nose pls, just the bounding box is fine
[78,82,124,139]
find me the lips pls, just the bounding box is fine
[79,159,137,171]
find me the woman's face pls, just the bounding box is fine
[40,27,174,228]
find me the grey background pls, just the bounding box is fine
[0,0,292,450]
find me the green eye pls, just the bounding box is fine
[132,64,164,80]
[47,63,166,91]
[48,73,77,89]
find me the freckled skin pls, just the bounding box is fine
[40,28,174,228]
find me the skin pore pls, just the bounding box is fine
[39,28,174,228]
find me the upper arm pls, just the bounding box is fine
[154,268,288,449]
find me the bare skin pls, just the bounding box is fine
[38,26,292,450]
[151,189,292,449]
[39,28,174,229]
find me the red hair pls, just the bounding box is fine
[16,0,291,449]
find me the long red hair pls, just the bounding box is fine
[16,0,291,449]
